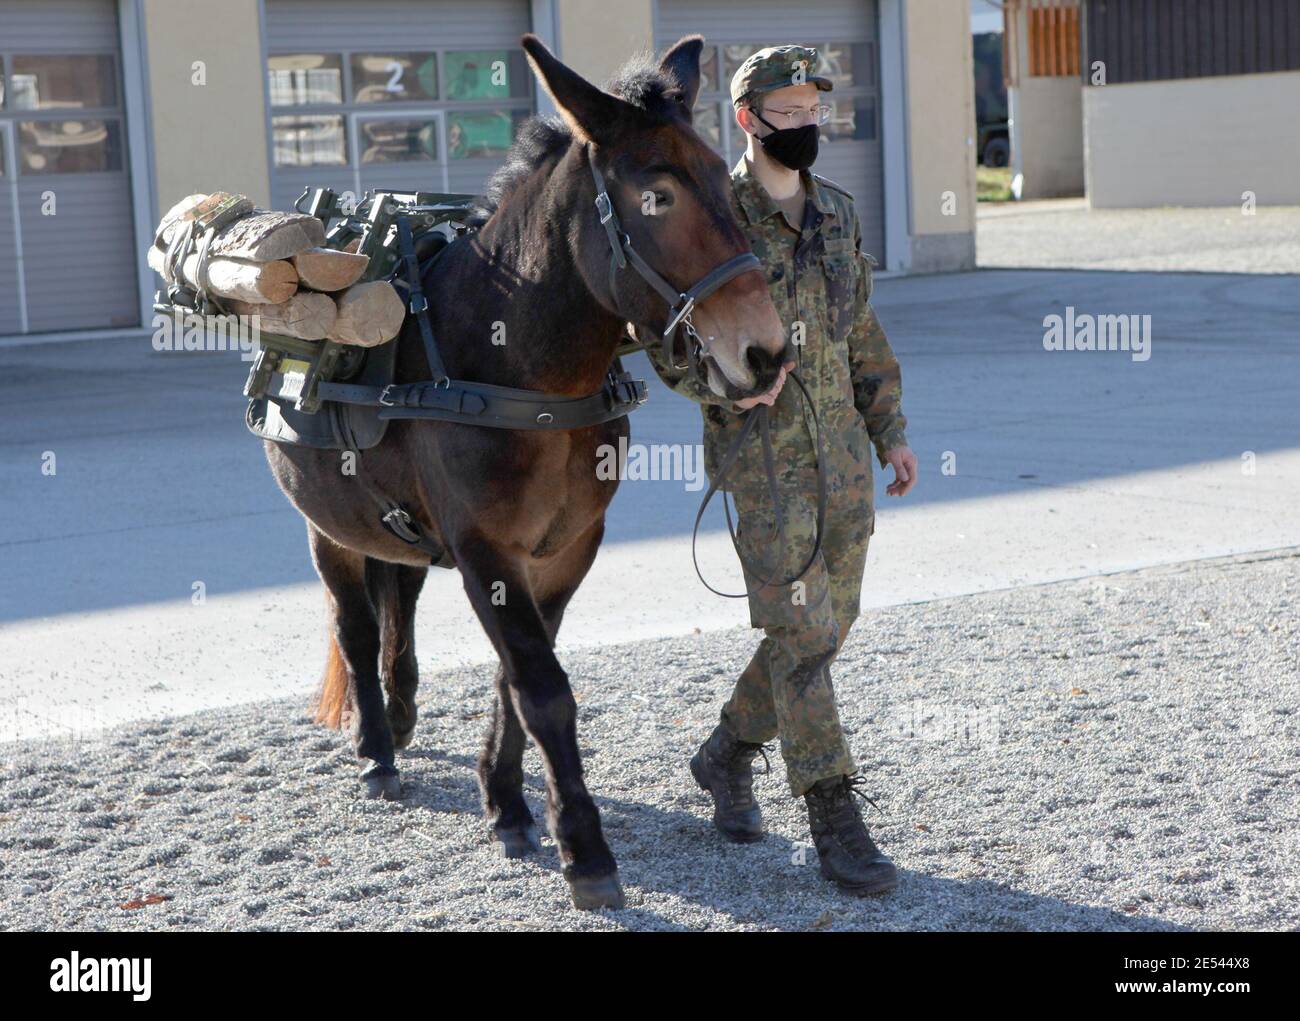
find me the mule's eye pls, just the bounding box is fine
[654,191,672,207]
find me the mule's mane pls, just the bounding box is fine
[467,53,686,227]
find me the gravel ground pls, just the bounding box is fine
[977,202,1300,274]
[2,549,1297,932]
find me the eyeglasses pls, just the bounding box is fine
[755,103,832,127]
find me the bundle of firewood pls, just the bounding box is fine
[148,192,405,347]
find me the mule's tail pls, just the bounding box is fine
[311,559,402,729]
[313,632,350,729]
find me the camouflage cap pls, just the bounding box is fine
[729,45,833,108]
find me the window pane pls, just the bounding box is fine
[446,110,526,159]
[11,55,117,111]
[692,100,721,149]
[18,119,123,173]
[816,43,874,90]
[822,97,876,143]
[444,51,529,100]
[696,46,720,96]
[358,118,438,163]
[722,44,768,91]
[268,54,343,107]
[351,53,437,103]
[272,114,347,166]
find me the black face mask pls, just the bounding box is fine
[751,109,820,171]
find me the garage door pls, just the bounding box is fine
[0,0,140,336]
[265,0,534,212]
[656,0,886,263]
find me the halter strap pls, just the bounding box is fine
[585,143,825,599]
[586,143,761,367]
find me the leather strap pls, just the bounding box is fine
[586,143,761,368]
[585,143,827,596]
[689,370,828,602]
[394,213,448,384]
[316,360,646,430]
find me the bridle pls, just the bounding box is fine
[586,142,762,378]
[585,142,827,602]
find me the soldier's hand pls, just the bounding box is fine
[884,446,918,497]
[734,361,795,411]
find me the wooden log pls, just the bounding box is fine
[292,247,370,292]
[208,211,326,262]
[224,292,337,341]
[155,191,254,248]
[327,281,406,347]
[147,246,299,304]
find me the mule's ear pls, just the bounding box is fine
[522,33,628,144]
[660,35,705,112]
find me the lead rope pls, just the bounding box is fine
[689,370,828,604]
[582,142,825,598]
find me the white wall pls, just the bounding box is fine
[1015,76,1084,199]
[1084,70,1300,209]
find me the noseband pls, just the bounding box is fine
[585,143,827,602]
[586,143,761,377]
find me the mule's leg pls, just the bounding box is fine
[310,527,400,799]
[373,561,428,750]
[478,519,605,861]
[478,520,605,860]
[453,528,622,909]
[478,664,540,858]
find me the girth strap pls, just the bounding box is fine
[315,358,646,430]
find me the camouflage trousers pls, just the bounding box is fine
[719,441,875,797]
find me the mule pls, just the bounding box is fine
[264,33,786,909]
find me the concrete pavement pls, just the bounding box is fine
[1,267,1297,742]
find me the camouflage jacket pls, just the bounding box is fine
[640,157,909,489]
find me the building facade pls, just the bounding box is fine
[1002,0,1300,207]
[0,0,977,344]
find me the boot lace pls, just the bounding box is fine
[844,773,884,814]
[737,741,774,776]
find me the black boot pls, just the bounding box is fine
[689,721,769,843]
[804,774,898,895]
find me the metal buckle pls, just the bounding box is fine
[409,294,428,313]
[594,192,614,225]
[626,379,648,405]
[379,385,398,407]
[663,295,695,340]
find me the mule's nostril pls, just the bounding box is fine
[745,344,781,388]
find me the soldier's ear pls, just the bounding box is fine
[522,33,635,144]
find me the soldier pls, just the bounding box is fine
[641,45,918,895]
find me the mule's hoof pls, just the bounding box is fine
[495,824,541,859]
[567,872,625,911]
[361,763,401,800]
